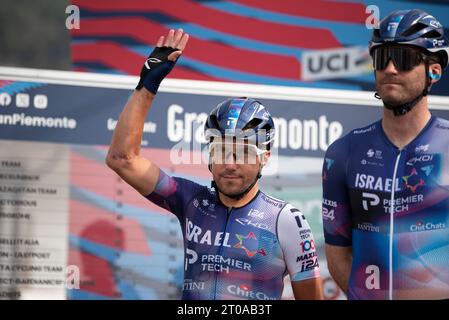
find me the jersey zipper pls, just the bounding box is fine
[213,206,232,299]
[389,150,402,300]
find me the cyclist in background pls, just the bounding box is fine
[322,9,449,299]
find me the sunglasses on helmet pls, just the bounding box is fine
[371,46,426,71]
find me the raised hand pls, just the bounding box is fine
[136,29,189,94]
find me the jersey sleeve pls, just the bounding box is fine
[277,204,320,282]
[144,169,201,221]
[322,136,352,247]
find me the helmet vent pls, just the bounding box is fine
[401,22,428,37]
[242,118,263,131]
[422,30,442,39]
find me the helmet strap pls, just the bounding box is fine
[380,92,424,116]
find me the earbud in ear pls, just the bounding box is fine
[428,72,441,80]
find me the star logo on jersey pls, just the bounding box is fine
[234,232,266,258]
[402,168,425,193]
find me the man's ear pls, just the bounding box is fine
[261,151,271,166]
[429,63,442,84]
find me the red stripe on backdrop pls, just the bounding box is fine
[71,42,219,80]
[72,0,340,49]
[73,66,89,72]
[160,0,340,49]
[71,18,301,79]
[71,42,143,74]
[71,0,167,11]
[169,67,223,82]
[229,0,368,24]
[0,80,13,87]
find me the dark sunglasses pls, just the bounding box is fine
[372,46,426,71]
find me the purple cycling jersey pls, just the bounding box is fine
[146,170,320,300]
[322,116,449,299]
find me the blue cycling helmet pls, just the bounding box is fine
[204,97,275,151]
[369,9,449,68]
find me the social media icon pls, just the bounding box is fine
[34,95,48,109]
[0,93,12,106]
[16,93,30,108]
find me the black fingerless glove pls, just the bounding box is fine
[135,46,180,94]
